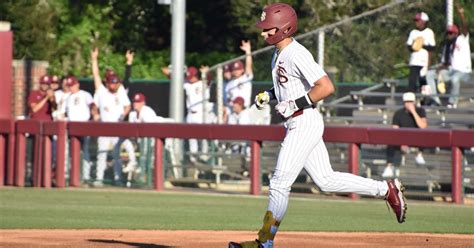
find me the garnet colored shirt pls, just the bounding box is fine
[28,90,53,121]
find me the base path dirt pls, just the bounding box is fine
[1,230,474,247]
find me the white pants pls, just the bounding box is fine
[122,139,137,164]
[186,111,214,158]
[95,137,119,181]
[268,108,388,221]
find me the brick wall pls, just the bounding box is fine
[12,60,49,119]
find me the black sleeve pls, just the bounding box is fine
[423,45,435,52]
[123,64,132,89]
[416,107,426,118]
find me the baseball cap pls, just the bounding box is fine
[133,93,146,103]
[51,75,60,84]
[223,64,231,73]
[186,66,199,81]
[232,96,245,106]
[403,92,416,102]
[231,61,244,71]
[39,75,51,85]
[414,12,429,22]
[106,74,121,84]
[65,76,79,87]
[447,25,459,34]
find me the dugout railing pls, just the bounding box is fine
[1,119,473,204]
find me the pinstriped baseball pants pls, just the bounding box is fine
[268,108,389,221]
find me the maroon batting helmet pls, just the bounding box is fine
[255,3,298,45]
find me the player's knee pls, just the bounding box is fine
[269,182,291,196]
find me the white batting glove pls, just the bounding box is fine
[275,100,298,118]
[254,91,270,110]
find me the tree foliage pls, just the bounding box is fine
[1,0,472,81]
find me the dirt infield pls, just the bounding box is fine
[1,230,473,247]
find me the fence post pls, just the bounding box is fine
[451,147,463,204]
[154,138,164,191]
[43,136,52,188]
[348,143,360,200]
[0,134,5,186]
[14,132,26,186]
[7,130,15,185]
[69,136,81,187]
[32,133,43,187]
[250,141,261,195]
[55,122,66,188]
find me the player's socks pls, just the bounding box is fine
[257,211,280,245]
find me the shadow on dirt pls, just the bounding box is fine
[88,239,175,248]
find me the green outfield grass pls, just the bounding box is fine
[1,188,473,234]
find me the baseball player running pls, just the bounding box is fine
[229,3,406,248]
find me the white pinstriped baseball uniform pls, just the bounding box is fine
[267,40,389,221]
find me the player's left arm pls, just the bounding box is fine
[123,50,134,89]
[240,40,253,76]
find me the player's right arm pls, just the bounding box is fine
[255,88,275,110]
[91,48,103,91]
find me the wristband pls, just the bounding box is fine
[265,88,276,100]
[295,93,313,110]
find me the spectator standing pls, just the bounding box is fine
[183,66,215,164]
[227,97,251,125]
[28,75,55,121]
[127,92,177,183]
[224,40,254,109]
[53,76,71,121]
[426,5,471,108]
[382,92,428,178]
[63,75,94,183]
[91,48,132,186]
[108,50,139,180]
[227,96,251,156]
[406,12,436,93]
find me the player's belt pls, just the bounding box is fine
[291,105,316,118]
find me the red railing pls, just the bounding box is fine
[1,119,473,204]
[0,119,15,186]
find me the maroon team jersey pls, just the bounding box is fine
[27,90,53,121]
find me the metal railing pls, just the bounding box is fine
[1,119,473,204]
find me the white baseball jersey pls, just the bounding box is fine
[449,34,472,73]
[65,90,93,122]
[53,90,70,120]
[407,28,435,67]
[129,105,174,123]
[225,73,253,108]
[271,40,327,102]
[184,80,210,114]
[94,84,131,122]
[227,108,251,125]
[266,39,388,222]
